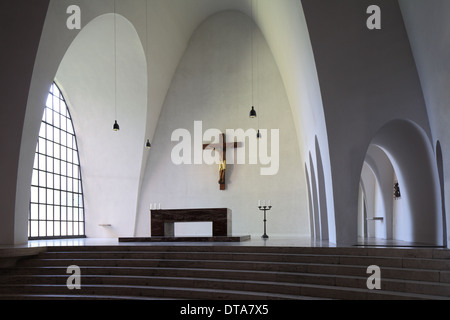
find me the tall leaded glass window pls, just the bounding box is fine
[29,82,85,239]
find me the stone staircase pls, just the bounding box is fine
[1,245,450,300]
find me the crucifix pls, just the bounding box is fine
[203,133,242,190]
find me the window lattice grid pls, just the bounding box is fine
[29,83,85,239]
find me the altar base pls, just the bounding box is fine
[118,235,251,243]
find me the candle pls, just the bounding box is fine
[268,200,271,207]
[258,200,261,207]
[262,200,266,207]
[158,203,161,210]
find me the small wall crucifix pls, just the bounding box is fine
[203,133,242,190]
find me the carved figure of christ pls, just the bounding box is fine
[203,133,242,190]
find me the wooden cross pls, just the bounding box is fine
[203,133,242,190]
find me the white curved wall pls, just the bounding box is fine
[399,0,450,246]
[0,0,50,245]
[135,11,308,238]
[56,14,147,238]
[301,0,435,244]
[255,0,335,241]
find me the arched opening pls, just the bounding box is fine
[359,119,443,246]
[436,141,448,247]
[309,153,320,240]
[358,148,394,243]
[315,137,329,241]
[305,164,314,240]
[358,181,368,239]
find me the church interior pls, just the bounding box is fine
[2,0,450,301]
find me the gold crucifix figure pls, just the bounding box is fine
[203,133,242,190]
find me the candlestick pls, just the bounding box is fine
[257,203,272,239]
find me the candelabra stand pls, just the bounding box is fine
[258,205,272,239]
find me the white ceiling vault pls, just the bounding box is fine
[54,0,329,180]
[137,0,328,163]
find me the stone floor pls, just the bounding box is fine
[1,236,443,250]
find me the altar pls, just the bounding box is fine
[119,208,250,242]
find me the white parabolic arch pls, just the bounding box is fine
[55,13,148,238]
[370,119,443,245]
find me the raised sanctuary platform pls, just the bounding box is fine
[120,208,250,242]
